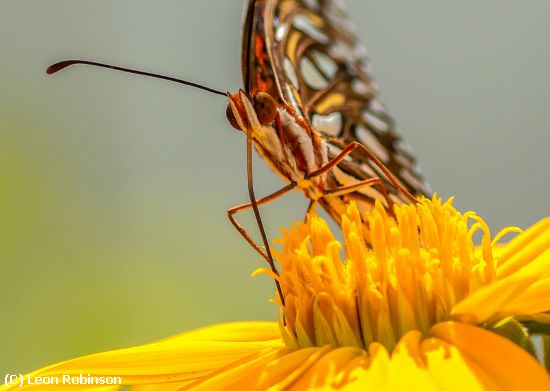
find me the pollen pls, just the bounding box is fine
[267,196,513,352]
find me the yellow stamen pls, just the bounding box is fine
[273,195,513,351]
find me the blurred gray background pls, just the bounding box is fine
[1,0,549,374]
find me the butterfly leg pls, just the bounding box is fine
[227,182,297,263]
[307,141,417,203]
[324,177,385,198]
[301,178,393,222]
[323,177,395,217]
[304,199,317,222]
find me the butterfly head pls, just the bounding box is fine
[226,89,278,133]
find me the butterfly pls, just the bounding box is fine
[47,0,430,301]
[225,0,430,258]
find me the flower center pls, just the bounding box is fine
[265,196,512,351]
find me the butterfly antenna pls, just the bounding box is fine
[47,60,227,97]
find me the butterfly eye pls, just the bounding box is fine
[226,103,242,131]
[254,92,277,126]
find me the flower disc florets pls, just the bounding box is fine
[268,196,515,351]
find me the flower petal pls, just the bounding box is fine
[453,217,550,324]
[387,331,439,390]
[500,277,550,315]
[288,346,366,390]
[182,347,330,390]
[452,249,550,324]
[132,382,193,391]
[185,345,394,390]
[421,337,490,390]
[341,344,390,390]
[497,217,550,279]
[431,321,550,390]
[186,337,475,391]
[451,272,539,323]
[1,322,283,390]
[158,321,280,343]
[148,325,550,390]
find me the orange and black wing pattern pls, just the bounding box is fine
[243,0,430,212]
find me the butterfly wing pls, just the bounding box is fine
[242,0,430,215]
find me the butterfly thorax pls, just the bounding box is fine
[227,90,328,199]
[256,106,328,197]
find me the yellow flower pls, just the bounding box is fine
[3,196,550,390]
